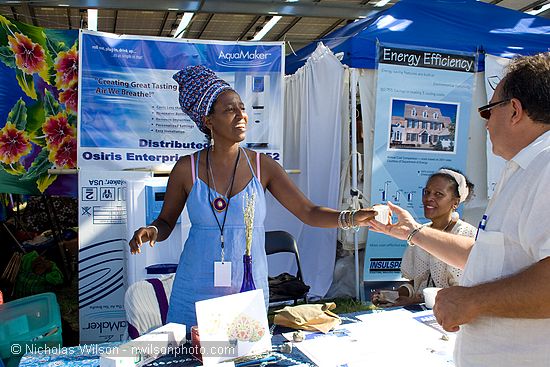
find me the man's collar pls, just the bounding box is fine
[511,129,550,169]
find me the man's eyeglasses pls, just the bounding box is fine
[478,99,510,120]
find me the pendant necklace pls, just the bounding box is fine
[441,218,454,232]
[430,218,454,232]
[207,147,240,262]
[209,159,231,212]
[206,147,240,213]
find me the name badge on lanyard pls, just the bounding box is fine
[214,261,232,287]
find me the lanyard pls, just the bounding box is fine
[206,147,240,262]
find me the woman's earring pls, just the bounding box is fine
[210,136,214,151]
[451,210,459,221]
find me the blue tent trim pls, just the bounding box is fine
[286,0,550,74]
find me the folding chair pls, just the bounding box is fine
[265,231,309,305]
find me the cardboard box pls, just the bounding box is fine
[100,322,186,367]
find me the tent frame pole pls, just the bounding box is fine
[350,69,363,301]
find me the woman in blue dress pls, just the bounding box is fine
[128,65,378,328]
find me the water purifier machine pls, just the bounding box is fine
[244,75,270,148]
[126,177,191,286]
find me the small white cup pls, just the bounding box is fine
[373,204,390,225]
[423,287,442,309]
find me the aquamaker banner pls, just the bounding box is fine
[78,31,284,170]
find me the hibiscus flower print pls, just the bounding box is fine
[54,44,78,90]
[48,135,76,168]
[0,122,32,165]
[42,112,75,150]
[59,84,78,113]
[7,32,48,76]
[227,314,265,342]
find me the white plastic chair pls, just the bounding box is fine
[124,274,174,339]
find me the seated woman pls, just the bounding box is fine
[372,168,477,307]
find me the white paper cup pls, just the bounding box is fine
[373,204,390,225]
[423,287,442,309]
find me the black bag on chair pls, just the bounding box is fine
[265,231,309,304]
[268,272,310,299]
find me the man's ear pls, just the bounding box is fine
[510,98,524,125]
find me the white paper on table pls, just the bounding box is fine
[195,289,271,367]
[285,309,455,366]
[409,309,450,336]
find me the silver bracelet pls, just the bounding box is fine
[146,225,158,236]
[399,283,415,298]
[350,209,360,231]
[338,210,351,230]
[344,210,352,229]
[406,225,424,247]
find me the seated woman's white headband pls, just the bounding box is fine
[437,169,468,203]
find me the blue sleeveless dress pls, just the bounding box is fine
[166,148,268,328]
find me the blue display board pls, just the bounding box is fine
[364,44,476,281]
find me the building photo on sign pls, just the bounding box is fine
[388,99,459,152]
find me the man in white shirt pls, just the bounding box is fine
[369,52,550,366]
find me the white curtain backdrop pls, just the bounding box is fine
[358,69,377,209]
[264,42,345,298]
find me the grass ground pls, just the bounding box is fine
[267,297,376,325]
[326,297,376,314]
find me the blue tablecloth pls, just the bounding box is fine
[18,331,319,367]
[19,308,424,367]
[18,342,124,367]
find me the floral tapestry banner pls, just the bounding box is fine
[0,16,78,196]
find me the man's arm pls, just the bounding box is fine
[434,257,550,332]
[368,201,475,268]
[407,227,474,269]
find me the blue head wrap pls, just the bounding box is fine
[173,65,233,135]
